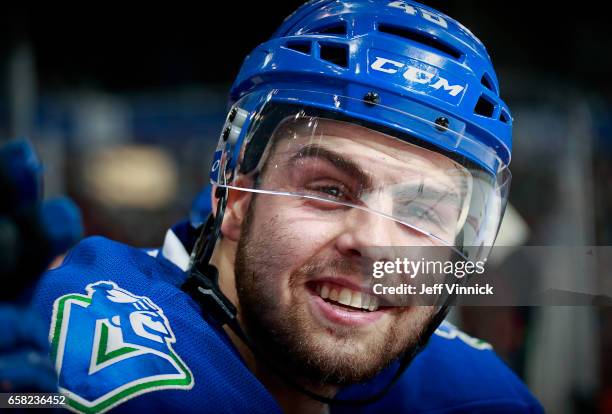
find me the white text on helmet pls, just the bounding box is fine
[370,57,465,97]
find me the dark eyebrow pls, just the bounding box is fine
[289,144,373,190]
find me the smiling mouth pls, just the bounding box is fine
[308,281,380,312]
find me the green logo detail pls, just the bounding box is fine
[95,323,138,365]
[49,281,194,414]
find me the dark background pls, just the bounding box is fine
[2,2,611,97]
[1,2,611,413]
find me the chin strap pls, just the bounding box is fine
[182,188,451,406]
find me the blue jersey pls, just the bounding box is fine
[32,229,543,413]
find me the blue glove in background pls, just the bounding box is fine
[0,139,83,394]
[0,139,83,301]
[0,306,58,392]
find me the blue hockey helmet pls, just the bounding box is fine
[209,0,512,260]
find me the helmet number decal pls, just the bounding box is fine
[387,1,448,29]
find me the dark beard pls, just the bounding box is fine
[233,195,434,387]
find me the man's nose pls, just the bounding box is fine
[334,206,421,260]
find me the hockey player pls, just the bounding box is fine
[30,1,544,413]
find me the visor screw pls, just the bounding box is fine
[434,117,450,131]
[222,125,232,141]
[363,91,380,106]
[228,107,237,123]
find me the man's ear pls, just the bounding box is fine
[216,178,253,242]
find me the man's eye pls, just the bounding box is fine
[414,206,431,219]
[303,178,356,202]
[313,185,345,199]
[395,203,442,226]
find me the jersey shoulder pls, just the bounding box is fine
[31,236,281,414]
[407,321,544,413]
[34,235,186,310]
[335,321,543,414]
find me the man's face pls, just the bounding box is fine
[231,118,467,386]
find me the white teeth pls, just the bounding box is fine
[338,288,352,306]
[368,296,379,312]
[315,282,379,312]
[320,284,330,299]
[361,294,370,310]
[350,291,362,308]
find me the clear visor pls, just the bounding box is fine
[212,91,510,262]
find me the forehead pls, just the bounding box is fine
[268,117,468,188]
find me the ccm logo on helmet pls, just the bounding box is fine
[370,56,465,97]
[388,1,448,29]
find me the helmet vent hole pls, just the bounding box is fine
[377,23,463,60]
[480,73,498,94]
[285,41,312,55]
[319,43,349,68]
[309,22,347,36]
[474,95,496,118]
[499,110,511,124]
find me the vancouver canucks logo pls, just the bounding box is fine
[49,281,194,413]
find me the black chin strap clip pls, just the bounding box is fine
[183,186,237,326]
[183,263,237,326]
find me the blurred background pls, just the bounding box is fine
[1,2,611,413]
